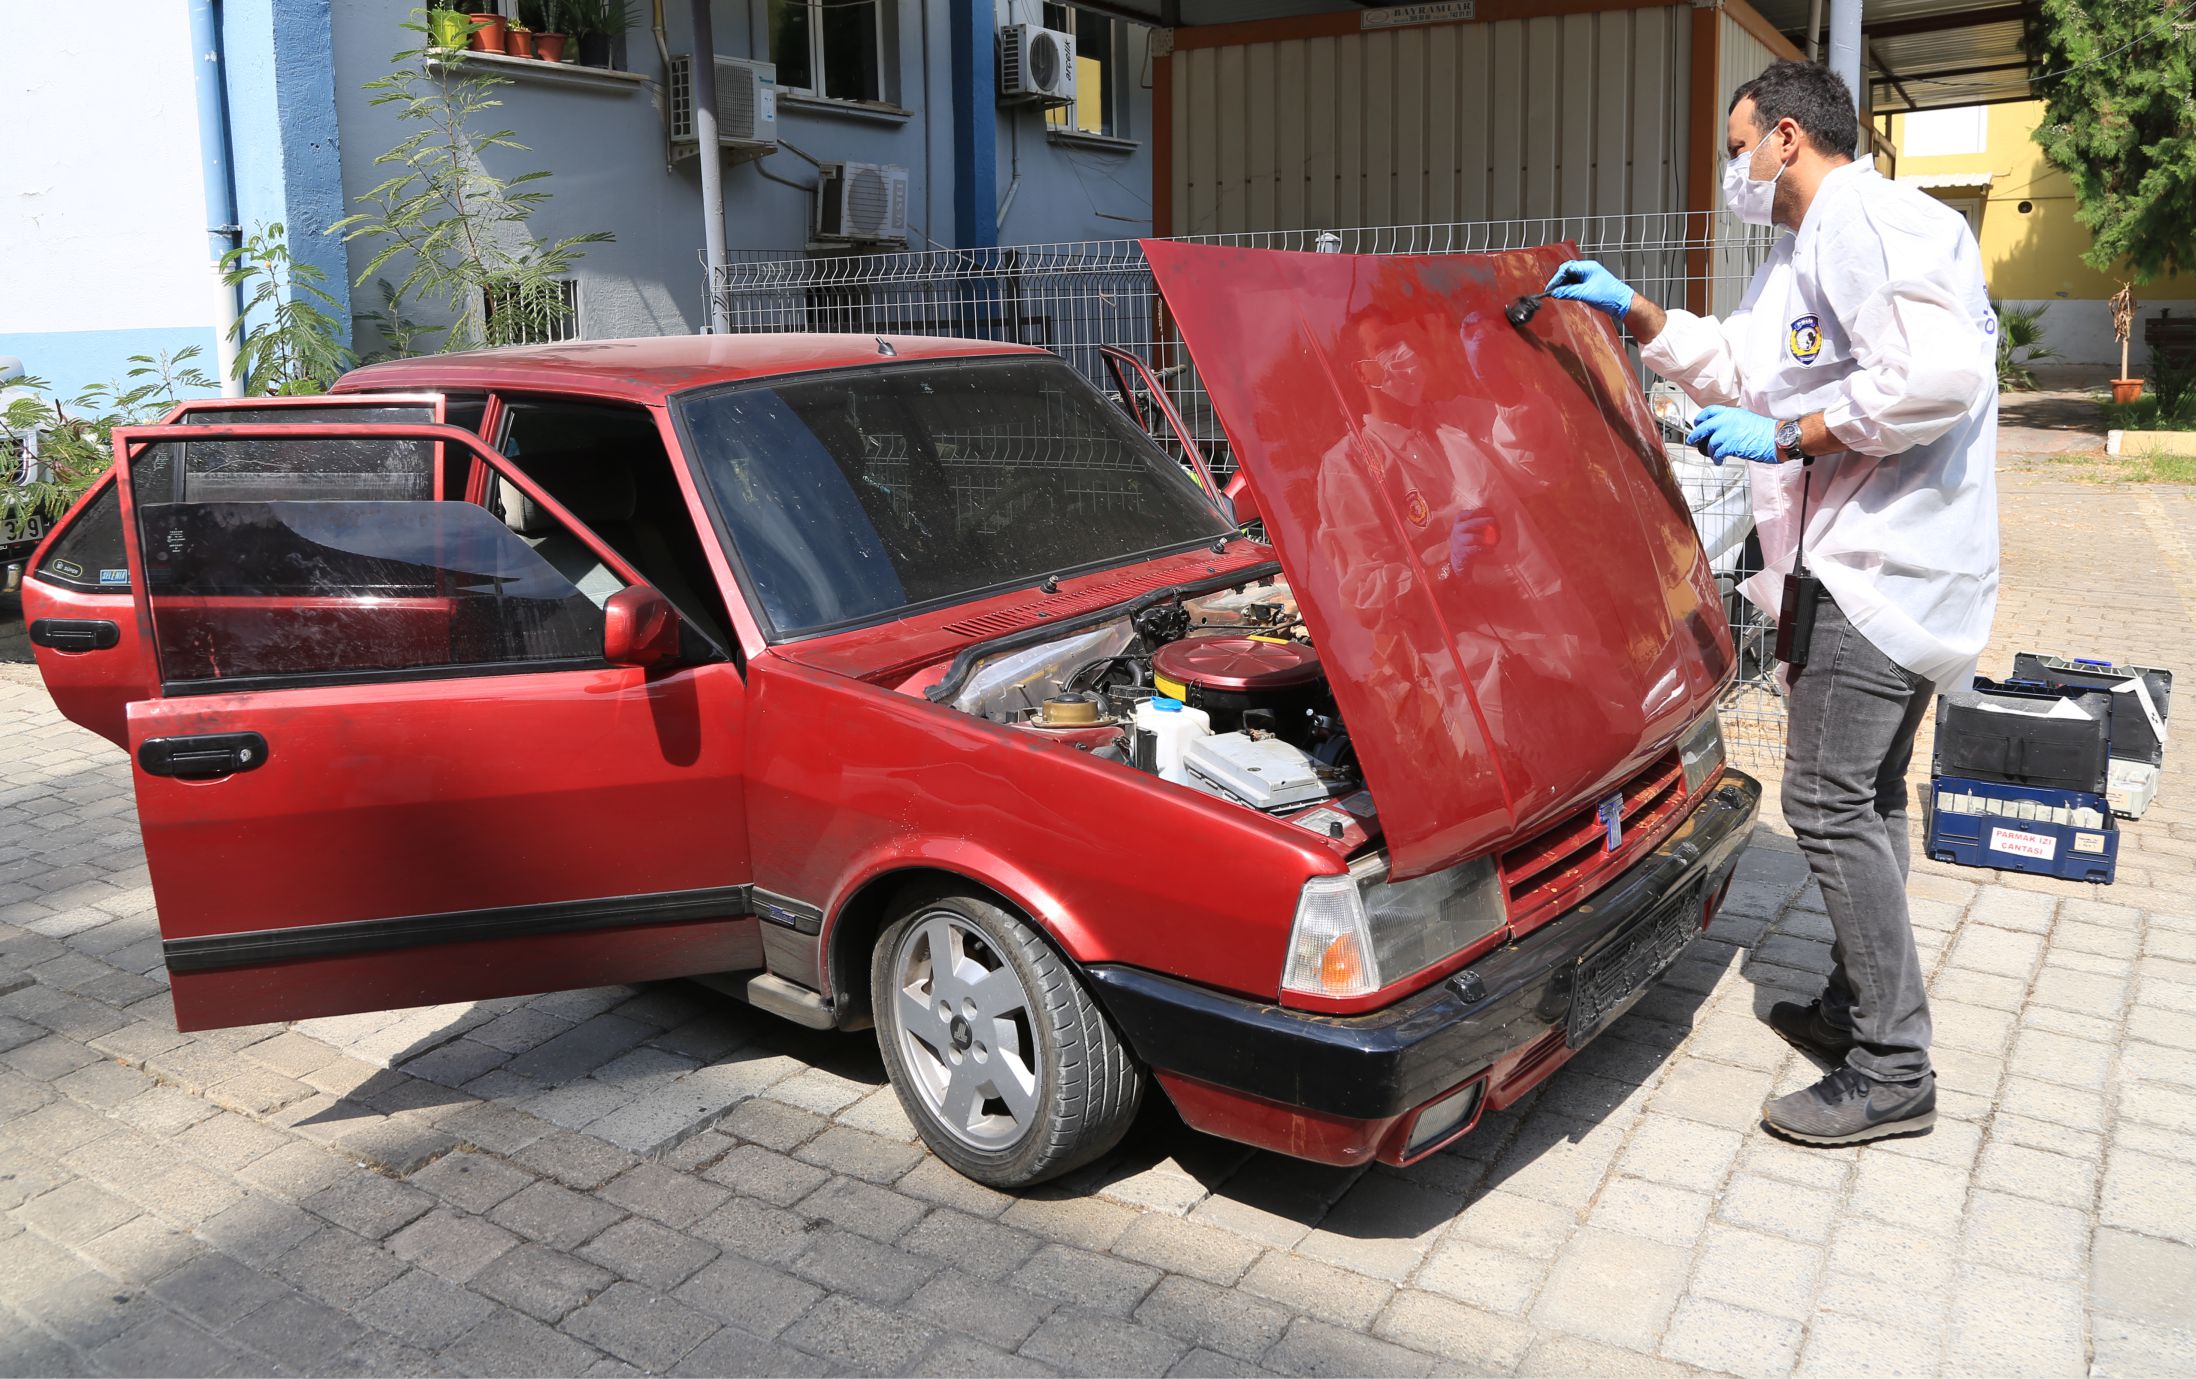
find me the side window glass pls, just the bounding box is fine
[128,439,613,689]
[178,404,438,501]
[35,480,129,592]
[496,398,736,649]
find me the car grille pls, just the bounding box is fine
[1500,751,1688,936]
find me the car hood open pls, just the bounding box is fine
[1145,241,1733,881]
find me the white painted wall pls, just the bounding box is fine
[0,1,213,337]
[2006,299,2190,374]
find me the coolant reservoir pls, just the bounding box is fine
[1132,696,1212,785]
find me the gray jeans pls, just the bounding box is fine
[1781,593,1936,1083]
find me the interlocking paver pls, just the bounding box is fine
[782,1293,940,1373]
[673,1250,824,1337]
[1530,1228,1689,1350]
[559,1280,721,1372]
[578,1216,718,1290]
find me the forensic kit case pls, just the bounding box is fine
[1926,677,2119,883]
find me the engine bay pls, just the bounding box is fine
[935,578,1380,847]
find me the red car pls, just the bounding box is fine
[19,245,1758,1188]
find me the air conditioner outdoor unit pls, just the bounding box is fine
[999,24,1075,106]
[668,53,777,153]
[814,162,911,245]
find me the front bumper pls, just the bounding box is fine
[1088,770,1762,1164]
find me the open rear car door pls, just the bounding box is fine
[40,417,755,1030]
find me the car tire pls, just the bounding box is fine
[870,884,1143,1188]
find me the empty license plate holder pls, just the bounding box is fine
[1566,882,1702,1048]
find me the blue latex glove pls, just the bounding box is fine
[1544,260,1635,320]
[1686,405,1781,465]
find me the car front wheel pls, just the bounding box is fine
[871,886,1143,1188]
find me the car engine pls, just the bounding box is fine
[936,578,1372,838]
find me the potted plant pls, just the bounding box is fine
[464,4,507,52]
[424,1,472,50]
[2111,283,2143,403]
[564,0,630,68]
[507,17,536,58]
[531,1,569,62]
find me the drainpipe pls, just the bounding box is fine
[1826,0,1863,117]
[690,0,731,333]
[188,0,244,396]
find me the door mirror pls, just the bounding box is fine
[604,585,682,667]
[1224,472,1260,527]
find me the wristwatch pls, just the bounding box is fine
[1774,418,1806,462]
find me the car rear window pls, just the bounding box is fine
[679,357,1230,637]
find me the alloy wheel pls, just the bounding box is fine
[888,909,1041,1151]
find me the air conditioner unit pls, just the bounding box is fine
[999,24,1075,106]
[814,162,911,245]
[668,53,777,153]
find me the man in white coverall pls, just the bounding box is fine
[1548,59,1999,1146]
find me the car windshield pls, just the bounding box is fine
[680,356,1231,636]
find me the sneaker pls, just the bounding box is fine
[1762,1066,1935,1145]
[1766,998,1857,1066]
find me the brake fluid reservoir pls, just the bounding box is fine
[1133,696,1212,785]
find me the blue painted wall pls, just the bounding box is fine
[0,329,223,401]
[224,0,352,333]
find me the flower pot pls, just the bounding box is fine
[534,32,567,62]
[579,32,613,67]
[508,28,536,58]
[465,11,506,52]
[2112,379,2145,404]
[427,9,472,49]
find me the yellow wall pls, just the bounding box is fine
[1885,101,2196,303]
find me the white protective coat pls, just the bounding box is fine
[1641,161,2000,694]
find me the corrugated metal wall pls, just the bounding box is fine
[1711,9,1782,313]
[1168,8,1693,236]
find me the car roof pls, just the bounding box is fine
[335,334,1050,405]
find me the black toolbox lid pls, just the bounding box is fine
[2010,653,2172,766]
[1934,678,2112,795]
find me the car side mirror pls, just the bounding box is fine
[1223,472,1260,527]
[604,585,682,667]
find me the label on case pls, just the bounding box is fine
[1988,827,2058,861]
[2073,832,2107,855]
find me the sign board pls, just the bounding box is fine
[1362,2,1477,30]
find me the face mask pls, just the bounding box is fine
[1722,143,1783,226]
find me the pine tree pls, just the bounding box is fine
[2029,0,2196,282]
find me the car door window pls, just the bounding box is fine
[34,480,128,592]
[496,397,735,650]
[126,436,617,692]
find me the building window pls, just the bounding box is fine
[482,280,580,346]
[770,0,886,104]
[1901,106,1988,158]
[1041,5,1126,139]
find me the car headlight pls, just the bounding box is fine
[1281,855,1507,1001]
[1678,707,1725,797]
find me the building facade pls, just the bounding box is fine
[1,0,1156,396]
[1890,101,2196,372]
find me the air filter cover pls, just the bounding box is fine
[1152,636,1322,694]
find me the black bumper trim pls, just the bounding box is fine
[1087,771,1762,1121]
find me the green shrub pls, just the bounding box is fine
[1994,301,2058,391]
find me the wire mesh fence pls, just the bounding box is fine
[708,213,1786,762]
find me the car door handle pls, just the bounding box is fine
[139,733,270,780]
[28,619,120,652]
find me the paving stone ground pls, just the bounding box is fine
[0,458,2192,1377]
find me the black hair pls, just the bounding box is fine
[1729,60,1859,159]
